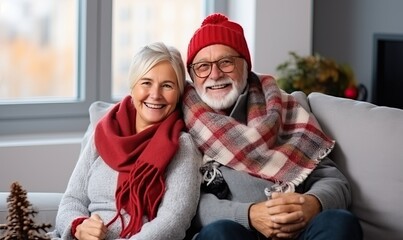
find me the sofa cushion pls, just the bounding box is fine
[0,192,62,232]
[307,92,403,240]
[291,91,311,112]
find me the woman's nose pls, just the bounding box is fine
[149,85,162,99]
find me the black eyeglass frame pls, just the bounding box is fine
[188,55,243,78]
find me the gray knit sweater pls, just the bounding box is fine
[50,102,202,240]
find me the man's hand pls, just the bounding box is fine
[249,201,284,238]
[266,192,321,239]
[75,214,107,240]
[249,192,321,239]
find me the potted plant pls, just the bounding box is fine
[276,52,363,99]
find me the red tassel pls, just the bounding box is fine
[110,162,165,238]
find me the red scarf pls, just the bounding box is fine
[94,95,184,237]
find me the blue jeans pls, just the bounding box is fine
[195,209,362,240]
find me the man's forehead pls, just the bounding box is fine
[193,44,238,62]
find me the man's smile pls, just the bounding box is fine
[207,83,231,90]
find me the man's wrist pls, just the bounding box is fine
[248,203,256,230]
[304,194,322,215]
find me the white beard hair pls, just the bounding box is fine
[196,65,248,111]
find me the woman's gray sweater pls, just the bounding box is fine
[50,102,202,240]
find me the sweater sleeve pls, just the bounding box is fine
[126,133,203,240]
[300,157,351,210]
[52,101,111,239]
[54,135,99,240]
[191,166,267,231]
[194,193,252,230]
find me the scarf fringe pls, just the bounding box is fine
[108,162,165,238]
[280,141,336,193]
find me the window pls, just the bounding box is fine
[111,0,205,99]
[0,0,208,136]
[0,0,96,136]
[0,0,78,102]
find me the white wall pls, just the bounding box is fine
[229,0,313,76]
[0,134,82,192]
[313,0,403,102]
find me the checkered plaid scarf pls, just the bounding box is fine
[183,74,335,190]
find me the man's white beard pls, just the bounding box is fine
[195,68,248,111]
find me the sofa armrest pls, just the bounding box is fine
[307,92,403,240]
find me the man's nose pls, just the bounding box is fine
[209,63,224,79]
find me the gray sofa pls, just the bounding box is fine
[1,92,402,240]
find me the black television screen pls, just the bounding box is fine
[372,34,403,109]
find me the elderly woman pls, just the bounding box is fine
[50,42,202,240]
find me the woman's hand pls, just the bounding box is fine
[75,214,107,240]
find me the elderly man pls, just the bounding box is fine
[182,13,362,240]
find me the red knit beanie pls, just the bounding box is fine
[187,13,252,72]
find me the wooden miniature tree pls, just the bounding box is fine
[0,182,51,240]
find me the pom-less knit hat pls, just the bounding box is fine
[187,13,252,72]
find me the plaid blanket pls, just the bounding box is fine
[183,74,335,191]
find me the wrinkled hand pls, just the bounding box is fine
[249,196,304,238]
[75,214,107,240]
[266,192,321,239]
[249,193,321,239]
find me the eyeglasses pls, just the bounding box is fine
[188,56,242,78]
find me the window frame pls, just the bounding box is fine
[0,0,216,136]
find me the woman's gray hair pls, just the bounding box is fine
[128,42,186,96]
